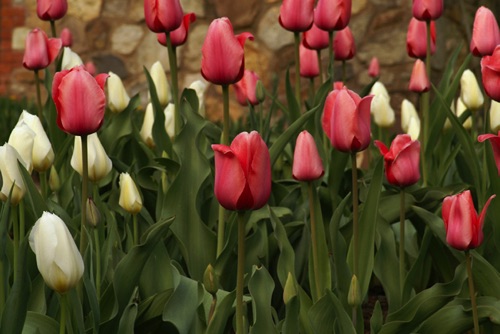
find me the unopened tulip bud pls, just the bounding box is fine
[49,166,60,192]
[407,116,421,141]
[37,0,68,21]
[334,27,356,61]
[71,133,112,182]
[60,27,72,47]
[372,95,395,128]
[490,100,500,132]
[61,47,83,70]
[119,173,143,215]
[188,80,207,117]
[140,103,155,148]
[164,103,175,139]
[8,121,35,173]
[0,144,26,205]
[107,72,130,113]
[370,82,390,101]
[150,61,171,107]
[292,130,324,181]
[470,6,500,57]
[401,99,419,132]
[412,0,443,21]
[203,264,219,296]
[460,69,484,111]
[279,0,314,32]
[348,275,361,307]
[23,28,62,71]
[409,59,430,93]
[283,272,297,305]
[18,111,54,172]
[368,57,380,78]
[86,197,101,227]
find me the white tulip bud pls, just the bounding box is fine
[119,173,143,214]
[0,143,27,205]
[71,133,112,182]
[460,69,484,111]
[150,61,171,107]
[140,103,155,148]
[107,72,130,113]
[18,111,54,172]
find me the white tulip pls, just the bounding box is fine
[460,69,484,111]
[18,111,54,172]
[401,99,419,133]
[150,61,171,107]
[71,133,112,182]
[107,72,130,113]
[8,120,35,173]
[371,94,395,127]
[490,100,500,132]
[0,144,26,205]
[119,173,142,214]
[61,47,83,70]
[140,103,155,148]
[189,80,208,117]
[456,98,472,130]
[164,103,175,139]
[407,116,421,141]
[370,82,390,105]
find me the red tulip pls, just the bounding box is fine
[22,29,62,71]
[481,46,500,102]
[212,131,271,211]
[300,41,319,78]
[314,0,351,32]
[375,134,420,187]
[407,18,436,59]
[442,190,495,250]
[37,0,67,21]
[470,7,500,57]
[321,82,343,136]
[412,0,443,21]
[322,87,372,152]
[303,23,330,50]
[279,0,314,32]
[233,70,260,106]
[144,0,183,33]
[368,57,380,78]
[409,59,430,93]
[334,26,356,61]
[60,28,72,47]
[293,130,324,181]
[157,13,196,48]
[201,18,253,86]
[478,131,500,175]
[52,66,109,136]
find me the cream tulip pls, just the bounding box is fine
[140,103,155,148]
[401,99,419,133]
[490,100,500,132]
[460,69,484,111]
[0,144,27,205]
[29,212,84,293]
[71,133,112,182]
[18,111,55,172]
[61,47,83,70]
[456,98,472,129]
[150,61,171,107]
[369,81,390,103]
[407,116,421,141]
[8,121,35,173]
[107,72,130,113]
[371,94,395,127]
[119,173,142,214]
[188,80,208,117]
[164,103,175,139]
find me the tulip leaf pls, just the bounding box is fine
[285,70,301,123]
[249,265,279,334]
[281,295,300,334]
[308,291,356,334]
[21,311,59,334]
[370,301,383,334]
[118,296,138,334]
[471,251,500,299]
[18,162,48,220]
[205,290,235,334]
[269,207,296,287]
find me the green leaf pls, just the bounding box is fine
[281,295,300,334]
[285,70,301,123]
[249,266,279,334]
[308,291,356,334]
[206,290,235,334]
[18,162,48,220]
[22,311,59,334]
[370,301,383,334]
[269,207,296,287]
[471,251,500,299]
[118,293,138,334]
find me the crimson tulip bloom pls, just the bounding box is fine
[201,18,253,86]
[36,0,67,21]
[52,66,109,136]
[407,18,436,59]
[375,134,420,187]
[322,87,373,152]
[470,7,500,57]
[334,27,356,61]
[409,59,430,93]
[233,70,260,106]
[300,41,319,78]
[442,190,495,250]
[22,29,62,71]
[293,130,324,181]
[412,0,443,21]
[279,0,314,32]
[478,131,500,175]
[481,46,500,102]
[212,131,271,211]
[368,57,380,78]
[314,0,352,32]
[60,27,72,47]
[157,13,196,48]
[144,0,183,33]
[303,23,330,50]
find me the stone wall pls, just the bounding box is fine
[2,0,497,121]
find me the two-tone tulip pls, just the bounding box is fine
[119,173,143,214]
[279,0,314,32]
[36,0,67,21]
[71,133,112,182]
[407,18,436,59]
[157,13,196,48]
[481,46,500,102]
[314,0,351,32]
[107,72,130,113]
[144,0,183,33]
[292,130,324,181]
[22,28,62,71]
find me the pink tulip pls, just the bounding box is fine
[334,26,356,61]
[322,87,373,152]
[60,27,72,47]
[233,70,260,106]
[470,7,500,57]
[407,18,436,59]
[201,18,253,85]
[212,131,271,211]
[36,0,67,21]
[409,59,430,93]
[375,134,420,187]
[279,0,314,32]
[481,46,500,102]
[85,61,97,76]
[300,41,319,78]
[442,190,495,250]
[412,0,443,21]
[293,130,324,181]
[314,0,351,32]
[368,57,380,78]
[144,0,183,33]
[303,23,330,50]
[22,28,62,71]
[52,66,109,136]
[321,82,343,136]
[478,131,500,175]
[157,13,196,48]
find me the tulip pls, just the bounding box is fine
[481,46,500,102]
[371,94,395,128]
[234,70,260,106]
[60,27,72,47]
[407,117,421,141]
[292,130,324,181]
[22,28,62,71]
[164,103,175,139]
[140,103,155,147]
[60,47,83,70]
[144,0,183,33]
[412,0,443,21]
[299,42,320,78]
[0,144,27,205]
[107,72,130,113]
[401,99,421,140]
[86,198,101,228]
[409,59,430,93]
[333,26,356,61]
[17,111,55,172]
[375,134,420,187]
[368,57,380,78]
[71,133,112,182]
[53,66,108,136]
[455,98,472,130]
[322,87,373,152]
[369,81,390,103]
[201,18,254,85]
[49,166,61,192]
[460,69,483,110]
[211,131,271,211]
[279,0,314,32]
[303,23,330,50]
[189,80,207,117]
[149,61,171,107]
[119,173,143,214]
[29,212,84,293]
[314,0,352,32]
[157,13,196,48]
[8,121,35,173]
[478,131,500,175]
[321,82,343,138]
[490,100,500,132]
[407,18,436,59]
[442,190,495,250]
[470,7,500,57]
[36,0,68,21]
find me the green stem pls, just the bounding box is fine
[50,20,57,38]
[317,50,323,82]
[19,201,25,244]
[308,182,322,302]
[34,70,44,123]
[59,293,67,334]
[465,251,480,334]
[133,214,138,246]
[399,189,406,299]
[93,227,101,300]
[351,153,359,279]
[419,93,429,186]
[12,205,19,284]
[236,211,246,334]
[0,257,5,314]
[294,32,302,109]
[165,33,181,137]
[328,31,335,84]
[79,135,89,255]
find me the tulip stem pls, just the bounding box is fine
[133,214,138,246]
[465,251,480,334]
[308,182,322,302]
[79,135,89,255]
[59,293,67,334]
[93,228,101,300]
[351,153,359,280]
[34,70,44,123]
[236,211,246,334]
[419,93,429,186]
[328,31,335,84]
[165,32,181,137]
[399,189,406,300]
[50,20,57,38]
[294,32,302,109]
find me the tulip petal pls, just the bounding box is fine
[478,131,500,175]
[443,191,475,250]
[374,140,389,156]
[47,38,62,64]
